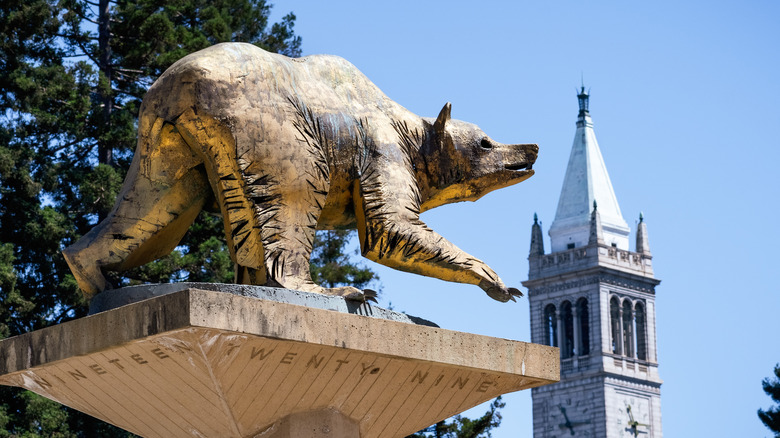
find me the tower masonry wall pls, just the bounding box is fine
[528,243,654,282]
[532,376,608,437]
[525,240,662,438]
[527,87,662,438]
[528,275,602,354]
[604,377,662,437]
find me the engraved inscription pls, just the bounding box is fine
[334,359,349,371]
[412,371,429,384]
[360,362,380,376]
[89,364,107,375]
[68,369,87,380]
[280,352,297,364]
[307,355,324,368]
[452,376,469,390]
[17,337,505,398]
[130,354,148,365]
[151,348,170,359]
[250,347,274,360]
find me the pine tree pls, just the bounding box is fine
[0,0,300,434]
[310,230,377,290]
[2,2,502,435]
[759,363,780,437]
[408,397,506,438]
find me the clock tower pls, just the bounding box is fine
[523,87,662,437]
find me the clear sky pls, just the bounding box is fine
[270,1,780,436]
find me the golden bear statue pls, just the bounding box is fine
[64,43,538,303]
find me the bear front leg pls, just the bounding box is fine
[353,164,521,302]
[236,131,374,302]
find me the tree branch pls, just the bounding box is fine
[54,305,80,323]
[115,67,144,74]
[73,9,99,26]
[50,137,91,154]
[57,34,99,65]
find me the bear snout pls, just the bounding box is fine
[502,143,538,171]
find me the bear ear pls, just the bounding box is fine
[434,102,452,135]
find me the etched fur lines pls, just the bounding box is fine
[353,117,377,179]
[288,94,333,181]
[63,43,537,303]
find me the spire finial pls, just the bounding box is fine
[577,83,590,117]
[636,212,651,255]
[589,200,604,246]
[530,213,545,256]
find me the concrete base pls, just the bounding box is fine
[261,409,360,437]
[0,285,559,438]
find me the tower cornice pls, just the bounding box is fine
[523,265,660,296]
[526,241,657,284]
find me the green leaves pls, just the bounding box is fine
[79,164,123,218]
[310,230,378,290]
[0,0,303,434]
[260,12,301,56]
[122,212,234,285]
[17,391,75,438]
[759,363,780,436]
[408,397,505,438]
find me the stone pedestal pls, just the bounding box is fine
[0,285,559,437]
[264,409,360,437]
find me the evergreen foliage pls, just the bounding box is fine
[0,0,300,434]
[408,397,505,438]
[310,230,377,290]
[759,363,780,436]
[1,2,501,435]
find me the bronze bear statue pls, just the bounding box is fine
[63,43,538,303]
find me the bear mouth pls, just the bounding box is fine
[505,162,532,171]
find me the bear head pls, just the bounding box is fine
[418,103,538,212]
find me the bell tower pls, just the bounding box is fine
[524,88,662,437]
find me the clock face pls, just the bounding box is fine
[543,395,594,436]
[615,396,651,437]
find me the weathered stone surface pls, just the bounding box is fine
[88,282,438,327]
[0,286,558,438]
[260,409,360,438]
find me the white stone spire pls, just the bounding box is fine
[548,87,630,252]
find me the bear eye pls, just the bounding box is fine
[480,138,493,150]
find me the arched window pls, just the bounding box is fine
[635,302,647,361]
[610,296,621,355]
[576,298,590,356]
[544,304,558,347]
[561,301,574,359]
[622,300,634,358]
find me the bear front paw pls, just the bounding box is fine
[321,286,378,303]
[478,279,524,303]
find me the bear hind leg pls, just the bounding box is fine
[63,119,209,298]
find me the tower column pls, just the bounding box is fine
[557,312,565,358]
[573,306,581,356]
[631,308,638,360]
[616,304,624,356]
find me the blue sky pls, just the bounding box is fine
[270,1,780,436]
